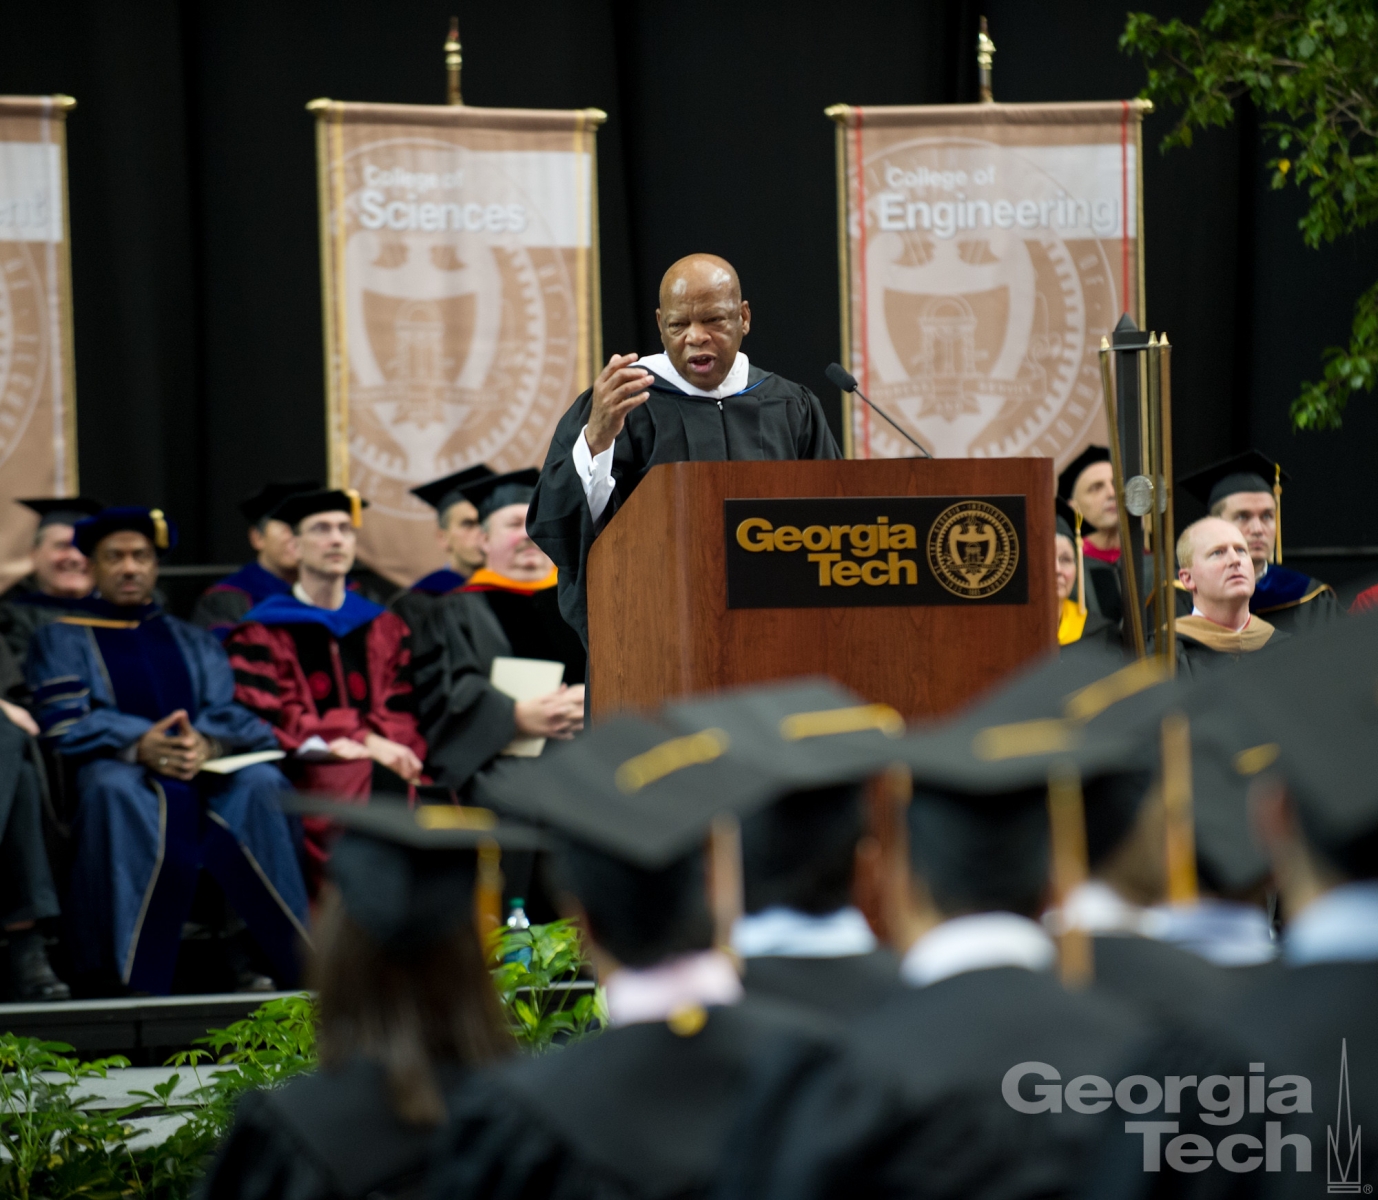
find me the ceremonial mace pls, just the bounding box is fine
[1097,318,1177,671]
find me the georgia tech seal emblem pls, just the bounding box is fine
[927,502,1020,599]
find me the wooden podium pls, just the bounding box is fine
[587,458,1054,721]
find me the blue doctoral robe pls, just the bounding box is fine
[410,567,468,595]
[26,599,310,994]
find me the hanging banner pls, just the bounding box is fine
[0,95,79,590]
[828,101,1148,468]
[311,100,603,585]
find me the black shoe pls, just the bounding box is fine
[7,931,71,1002]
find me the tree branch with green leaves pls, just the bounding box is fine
[1121,1,1378,429]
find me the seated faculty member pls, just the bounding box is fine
[225,491,426,876]
[25,507,308,995]
[527,253,841,646]
[1166,516,1288,676]
[1179,450,1339,636]
[1054,499,1115,649]
[414,469,585,794]
[0,496,103,666]
[191,480,318,638]
[1058,446,1124,625]
[407,464,494,596]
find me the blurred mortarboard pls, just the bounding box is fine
[1057,445,1110,501]
[1209,615,1378,869]
[19,497,105,531]
[663,677,906,787]
[1178,450,1288,510]
[410,464,497,519]
[1054,497,1080,542]
[286,797,545,955]
[73,506,178,556]
[271,488,368,529]
[454,468,541,523]
[900,648,1171,794]
[238,481,321,526]
[478,713,796,869]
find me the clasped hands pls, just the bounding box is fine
[136,710,218,781]
[515,683,585,741]
[325,732,424,784]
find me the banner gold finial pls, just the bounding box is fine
[445,17,463,106]
[977,17,996,103]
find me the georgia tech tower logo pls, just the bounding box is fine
[927,502,1020,599]
[1328,1039,1363,1194]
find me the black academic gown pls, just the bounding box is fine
[201,1057,468,1200]
[1160,625,1291,679]
[0,580,90,668]
[527,367,841,646]
[413,586,586,792]
[429,996,839,1200]
[0,717,60,932]
[742,951,901,1023]
[1090,933,1245,1034]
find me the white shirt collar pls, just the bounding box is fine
[292,582,345,611]
[1190,606,1252,633]
[602,949,743,1027]
[1044,880,1150,937]
[1144,898,1278,966]
[1283,881,1378,967]
[731,906,878,959]
[637,350,750,400]
[900,912,1056,988]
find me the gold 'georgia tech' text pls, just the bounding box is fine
[735,517,919,587]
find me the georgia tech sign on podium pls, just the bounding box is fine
[724,495,1027,609]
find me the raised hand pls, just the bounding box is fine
[584,353,653,456]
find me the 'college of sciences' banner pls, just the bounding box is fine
[312,100,604,585]
[829,101,1148,469]
[0,96,79,590]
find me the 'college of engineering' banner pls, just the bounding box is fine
[312,100,604,585]
[829,101,1148,469]
[0,96,78,589]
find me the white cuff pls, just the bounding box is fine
[296,735,332,760]
[572,425,617,522]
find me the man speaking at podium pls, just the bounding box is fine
[528,253,840,646]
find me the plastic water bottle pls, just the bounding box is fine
[503,899,532,967]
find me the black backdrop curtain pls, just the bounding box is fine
[2,0,1374,580]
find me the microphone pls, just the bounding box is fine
[825,363,932,458]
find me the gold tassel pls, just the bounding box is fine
[473,837,503,955]
[1074,510,1087,616]
[1161,712,1198,905]
[1273,463,1282,565]
[1047,763,1093,988]
[148,508,169,550]
[345,488,363,528]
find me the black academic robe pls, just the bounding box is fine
[413,585,585,792]
[428,997,838,1200]
[0,580,91,668]
[742,951,902,1023]
[1214,962,1378,1200]
[527,367,841,645]
[0,717,60,931]
[201,1057,468,1200]
[1161,624,1291,679]
[1090,933,1245,1034]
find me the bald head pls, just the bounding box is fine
[656,254,750,392]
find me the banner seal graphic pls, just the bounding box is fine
[0,94,80,589]
[828,100,1150,471]
[310,99,604,585]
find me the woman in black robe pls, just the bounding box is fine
[199,802,540,1200]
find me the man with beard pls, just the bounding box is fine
[412,470,585,796]
[527,254,839,648]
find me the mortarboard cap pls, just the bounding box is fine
[478,713,797,869]
[238,481,321,526]
[73,506,178,556]
[1054,497,1079,542]
[454,468,541,523]
[271,488,369,529]
[286,797,546,955]
[19,496,105,531]
[1057,445,1110,502]
[663,678,906,787]
[410,464,497,521]
[1178,450,1288,511]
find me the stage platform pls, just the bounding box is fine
[0,991,300,1064]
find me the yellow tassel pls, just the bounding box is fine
[1073,510,1086,616]
[149,508,168,550]
[473,837,503,954]
[1273,464,1282,565]
[344,488,363,528]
